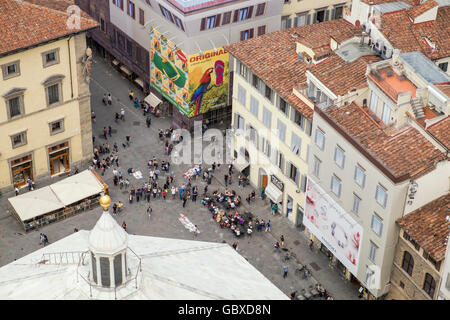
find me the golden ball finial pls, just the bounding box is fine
[99,194,111,211]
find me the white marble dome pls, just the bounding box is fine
[88,211,128,255]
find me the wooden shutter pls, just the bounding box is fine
[247,6,254,19]
[331,8,336,20]
[325,9,329,21]
[249,28,254,39]
[287,18,292,28]
[120,0,124,10]
[200,17,206,31]
[215,14,221,27]
[306,14,311,25]
[313,12,317,23]
[233,10,239,22]
[240,30,245,41]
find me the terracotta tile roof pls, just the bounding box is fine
[308,54,381,96]
[361,0,419,5]
[294,20,363,52]
[285,93,313,120]
[397,193,450,261]
[225,20,361,121]
[23,0,92,19]
[0,0,98,56]
[407,0,438,19]
[435,83,450,97]
[427,116,450,150]
[322,102,447,179]
[378,6,450,60]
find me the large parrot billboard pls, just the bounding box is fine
[187,47,229,117]
[150,28,190,115]
[150,27,229,117]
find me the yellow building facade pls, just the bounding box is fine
[231,59,313,226]
[0,33,94,193]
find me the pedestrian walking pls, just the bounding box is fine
[162,188,167,200]
[117,201,123,213]
[122,221,127,231]
[120,108,125,121]
[265,220,272,232]
[309,239,314,251]
[261,187,266,200]
[274,241,281,252]
[283,265,288,278]
[27,178,33,191]
[171,186,176,199]
[103,127,108,140]
[128,89,134,100]
[113,203,118,215]
[107,93,112,105]
[146,116,151,128]
[224,174,228,185]
[42,234,49,246]
[129,193,134,204]
[102,93,107,105]
[147,206,152,218]
[232,242,238,251]
[126,135,131,147]
[271,203,279,215]
[280,235,285,247]
[108,126,112,137]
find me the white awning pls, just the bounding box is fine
[144,93,162,108]
[265,183,283,203]
[50,170,105,206]
[120,65,132,76]
[8,187,63,222]
[233,159,249,173]
[134,77,144,88]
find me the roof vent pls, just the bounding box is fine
[387,71,394,77]
[291,33,300,39]
[370,114,377,120]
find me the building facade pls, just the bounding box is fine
[0,0,98,192]
[306,50,449,298]
[75,0,283,129]
[281,0,352,29]
[389,194,450,300]
[346,0,450,75]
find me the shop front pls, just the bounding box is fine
[10,154,33,188]
[48,142,70,176]
[265,175,284,213]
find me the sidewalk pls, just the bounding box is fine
[211,165,360,300]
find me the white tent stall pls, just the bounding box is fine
[8,170,108,232]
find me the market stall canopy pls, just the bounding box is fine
[50,170,105,206]
[265,183,283,203]
[8,186,63,222]
[144,92,162,107]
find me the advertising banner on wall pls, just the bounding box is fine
[187,47,229,117]
[303,177,363,275]
[150,28,190,115]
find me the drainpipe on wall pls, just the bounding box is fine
[67,36,74,99]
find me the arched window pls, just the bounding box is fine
[401,251,414,276]
[423,273,436,298]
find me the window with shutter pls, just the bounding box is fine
[257,25,266,36]
[222,12,232,25]
[301,174,307,192]
[306,14,311,25]
[325,9,329,21]
[256,3,266,16]
[249,28,254,38]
